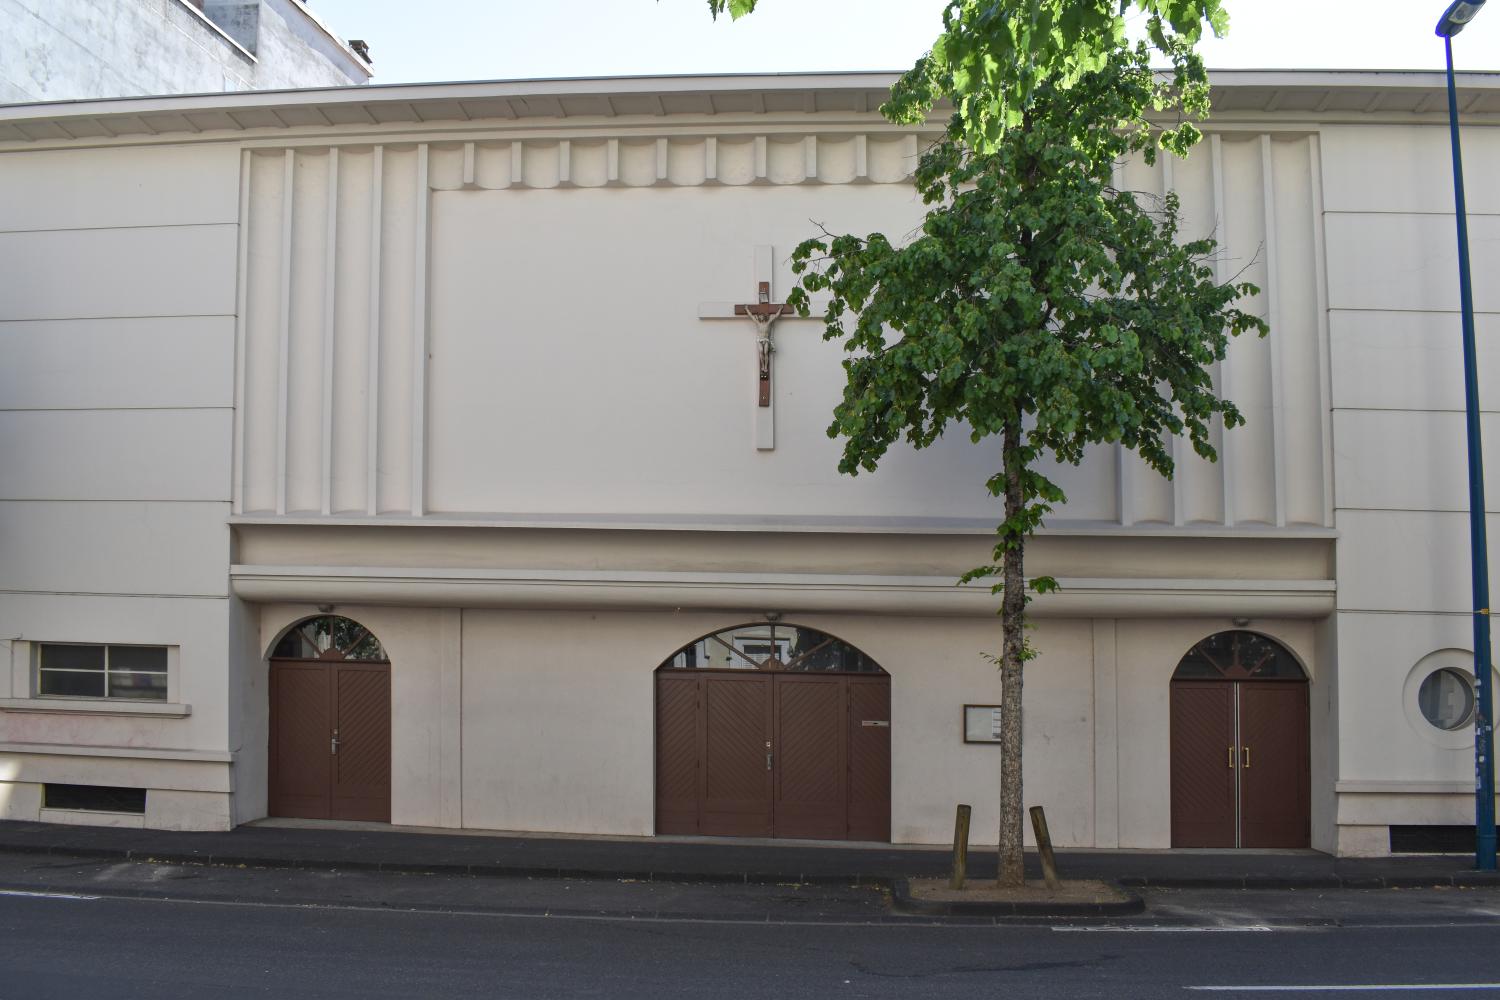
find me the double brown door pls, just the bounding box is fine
[1170,679,1309,848]
[269,658,392,823]
[655,671,891,841]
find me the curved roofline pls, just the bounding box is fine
[3,68,1498,118]
[2,68,1497,145]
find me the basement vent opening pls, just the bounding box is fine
[1390,824,1499,854]
[43,784,147,814]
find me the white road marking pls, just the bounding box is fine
[0,889,98,901]
[1054,925,1275,933]
[1186,986,1500,993]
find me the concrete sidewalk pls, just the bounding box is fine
[1,819,1496,890]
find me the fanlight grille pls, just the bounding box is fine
[1172,630,1304,681]
[272,616,388,661]
[660,624,884,674]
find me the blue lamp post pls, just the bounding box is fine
[1435,0,1495,872]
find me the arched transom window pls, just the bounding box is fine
[1172,630,1304,681]
[659,623,885,674]
[272,615,388,662]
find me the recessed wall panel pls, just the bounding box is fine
[284,150,331,515]
[0,143,239,232]
[0,501,228,597]
[0,317,233,410]
[0,409,230,501]
[241,151,288,514]
[1219,137,1276,525]
[0,225,237,322]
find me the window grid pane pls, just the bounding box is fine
[107,645,167,671]
[39,670,108,698]
[108,672,169,699]
[39,644,105,671]
[36,644,168,701]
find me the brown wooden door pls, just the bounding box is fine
[654,669,891,841]
[700,674,774,837]
[269,661,334,820]
[330,663,392,822]
[846,676,892,842]
[1170,679,1309,848]
[773,675,847,839]
[269,658,391,823]
[654,673,702,835]
[1239,682,1310,848]
[1170,681,1238,848]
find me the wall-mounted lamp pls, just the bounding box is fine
[764,611,783,622]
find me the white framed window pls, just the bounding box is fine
[36,643,169,702]
[1418,666,1476,732]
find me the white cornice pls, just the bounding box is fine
[229,564,1335,619]
[228,512,1338,539]
[2,69,1497,149]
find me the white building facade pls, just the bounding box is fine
[0,71,1496,855]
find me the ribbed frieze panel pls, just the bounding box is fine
[233,133,922,517]
[1110,133,1332,529]
[234,129,1330,529]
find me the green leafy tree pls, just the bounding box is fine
[704,0,1229,153]
[780,37,1264,886]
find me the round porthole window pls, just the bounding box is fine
[1417,667,1476,732]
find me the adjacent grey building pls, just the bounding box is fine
[1,0,370,103]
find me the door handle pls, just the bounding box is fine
[1242,746,1251,769]
[1228,745,1235,769]
[766,751,773,771]
[331,730,340,756]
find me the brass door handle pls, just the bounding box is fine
[1228,746,1235,769]
[1242,746,1251,769]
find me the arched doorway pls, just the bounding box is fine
[1170,630,1309,848]
[268,615,391,822]
[655,623,891,842]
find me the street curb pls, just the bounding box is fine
[888,877,1146,918]
[1,841,887,888]
[1114,873,1500,890]
[4,839,1500,892]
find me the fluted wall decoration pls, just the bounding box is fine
[233,129,1331,529]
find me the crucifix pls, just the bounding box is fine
[697,245,812,451]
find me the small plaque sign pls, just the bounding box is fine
[964,704,1004,744]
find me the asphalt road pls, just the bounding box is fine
[3,853,1500,999]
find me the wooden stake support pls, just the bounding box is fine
[949,803,972,890]
[1029,805,1062,890]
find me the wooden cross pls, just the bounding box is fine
[697,245,811,451]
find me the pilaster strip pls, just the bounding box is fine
[320,147,340,516]
[274,148,294,515]
[232,149,251,514]
[411,143,430,517]
[1261,134,1288,528]
[365,146,384,515]
[1211,133,1235,526]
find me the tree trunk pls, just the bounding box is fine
[997,414,1027,888]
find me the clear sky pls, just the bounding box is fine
[304,0,1500,87]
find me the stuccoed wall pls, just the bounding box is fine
[0,0,366,103]
[1320,123,1500,855]
[0,140,243,831]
